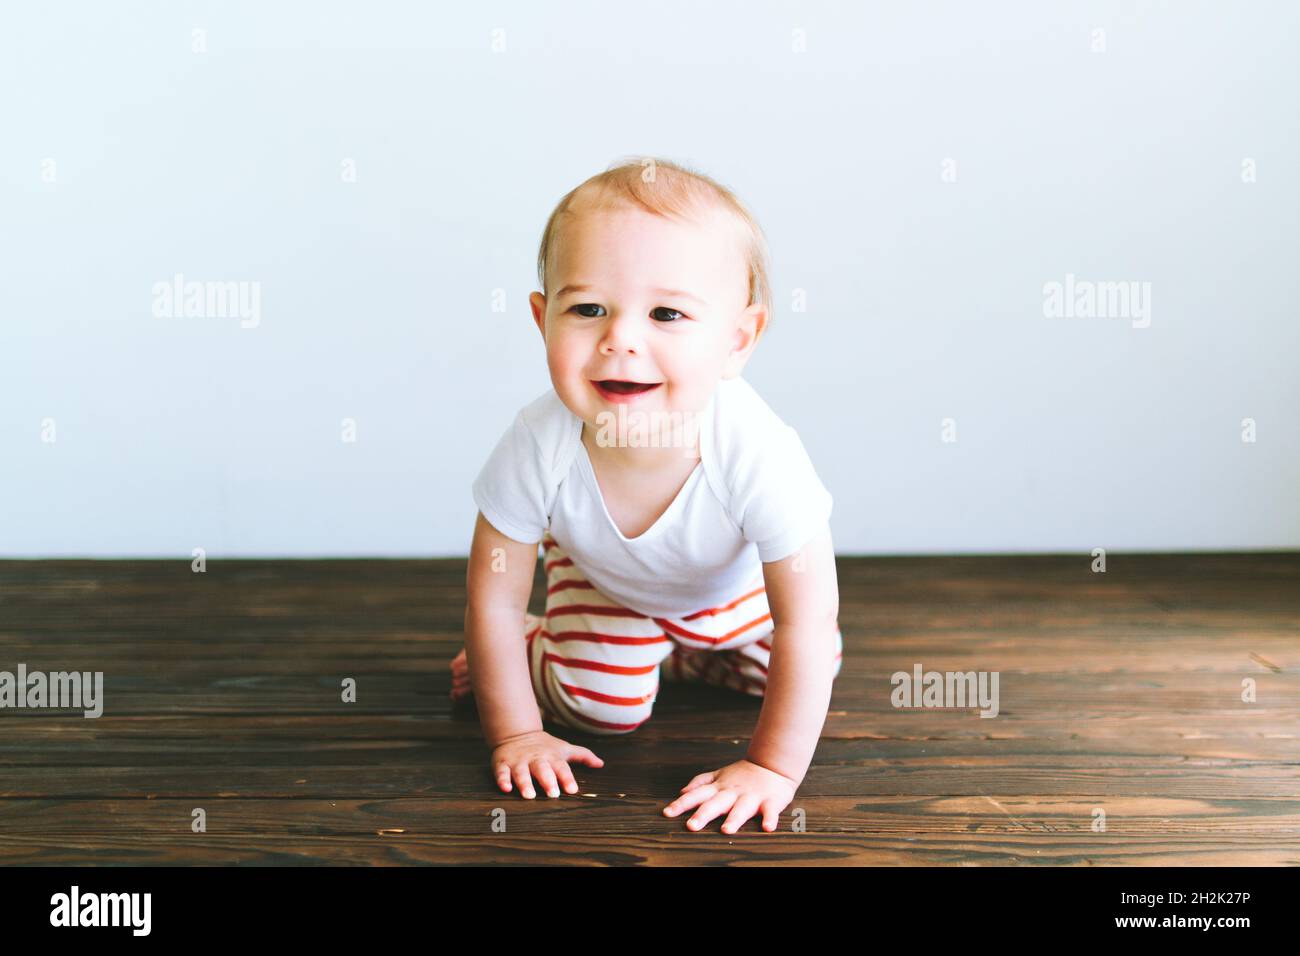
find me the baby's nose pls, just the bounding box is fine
[599,312,644,351]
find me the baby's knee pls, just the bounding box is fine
[543,681,656,736]
[528,636,659,735]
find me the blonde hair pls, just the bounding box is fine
[536,156,772,324]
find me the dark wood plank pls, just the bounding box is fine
[0,553,1297,865]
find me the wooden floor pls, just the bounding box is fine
[0,553,1297,866]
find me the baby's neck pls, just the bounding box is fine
[581,422,700,472]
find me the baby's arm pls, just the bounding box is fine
[465,512,604,797]
[465,511,545,744]
[663,524,839,831]
[746,523,840,782]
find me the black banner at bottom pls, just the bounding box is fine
[0,864,1286,942]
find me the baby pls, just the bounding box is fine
[453,157,843,834]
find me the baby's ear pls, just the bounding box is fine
[529,292,548,337]
[735,301,767,351]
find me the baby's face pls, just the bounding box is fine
[529,202,765,437]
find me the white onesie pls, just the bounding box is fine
[471,376,833,619]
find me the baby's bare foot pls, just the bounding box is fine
[450,646,471,702]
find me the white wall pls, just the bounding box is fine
[2,1,1297,557]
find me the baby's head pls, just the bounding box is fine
[528,157,772,435]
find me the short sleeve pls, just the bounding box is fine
[734,424,833,563]
[471,410,551,545]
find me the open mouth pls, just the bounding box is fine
[594,380,662,395]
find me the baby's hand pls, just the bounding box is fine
[662,759,797,833]
[491,730,604,799]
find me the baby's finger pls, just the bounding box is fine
[687,790,737,832]
[511,762,537,799]
[566,745,604,768]
[495,763,513,793]
[553,760,580,794]
[663,783,717,817]
[531,759,561,798]
[760,800,781,832]
[679,770,717,793]
[721,794,762,835]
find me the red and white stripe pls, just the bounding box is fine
[523,535,843,734]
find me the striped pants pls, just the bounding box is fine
[524,534,844,735]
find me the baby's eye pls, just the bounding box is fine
[651,307,686,323]
[570,303,605,317]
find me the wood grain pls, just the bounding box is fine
[0,553,1296,865]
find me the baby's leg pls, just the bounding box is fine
[525,537,672,735]
[656,580,773,697]
[663,625,844,698]
[664,641,769,697]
